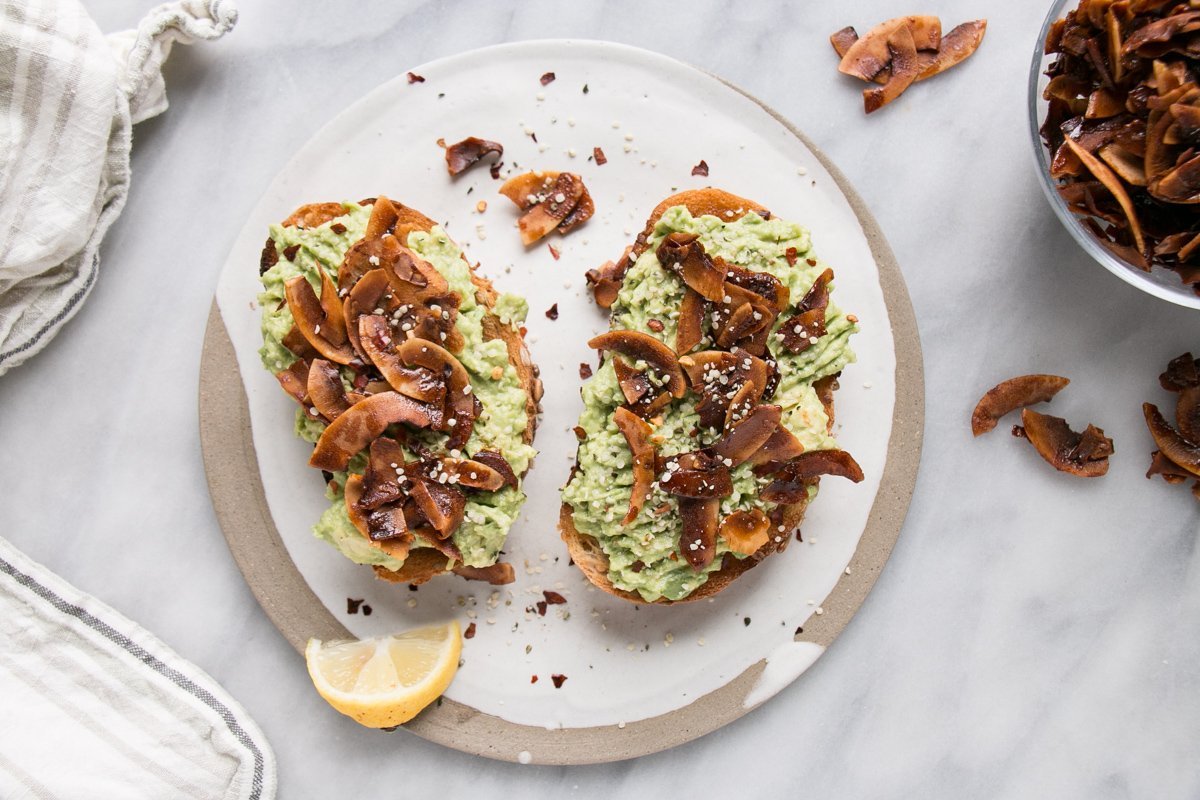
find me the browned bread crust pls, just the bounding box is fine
[560,188,832,604]
[267,198,541,587]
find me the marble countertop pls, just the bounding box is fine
[5,0,1198,796]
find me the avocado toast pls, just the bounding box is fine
[257,197,541,586]
[562,189,862,603]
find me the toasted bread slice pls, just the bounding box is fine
[561,188,842,604]
[262,198,541,587]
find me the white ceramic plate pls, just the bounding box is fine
[205,39,922,763]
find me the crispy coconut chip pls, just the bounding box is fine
[358,437,408,511]
[283,203,346,230]
[342,475,412,559]
[499,171,594,244]
[585,248,632,309]
[919,20,987,80]
[613,356,653,405]
[410,524,463,561]
[472,450,519,488]
[659,451,734,499]
[613,407,657,525]
[1064,137,1147,252]
[285,275,356,365]
[675,287,706,355]
[1177,385,1200,442]
[971,374,1071,436]
[863,23,921,114]
[1143,402,1200,477]
[589,330,687,399]
[434,456,507,491]
[357,315,447,404]
[838,16,942,81]
[711,282,776,356]
[452,563,516,585]
[307,358,360,421]
[309,392,436,471]
[834,15,983,112]
[780,269,833,354]
[713,404,782,467]
[678,497,720,570]
[746,424,806,470]
[281,325,319,361]
[396,337,479,449]
[761,450,865,504]
[1019,409,1115,478]
[719,509,771,556]
[1147,449,1194,484]
[275,359,310,407]
[444,137,504,177]
[655,232,729,302]
[408,476,467,539]
[679,348,769,429]
[364,196,399,241]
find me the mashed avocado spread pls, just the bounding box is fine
[560,206,857,602]
[258,201,536,571]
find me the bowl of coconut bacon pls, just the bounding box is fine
[1029,0,1200,309]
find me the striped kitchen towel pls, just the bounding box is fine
[0,536,276,799]
[0,0,237,377]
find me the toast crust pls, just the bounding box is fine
[267,198,541,587]
[560,188,832,604]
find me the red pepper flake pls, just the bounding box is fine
[407,72,425,84]
[545,303,559,320]
[330,223,347,235]
[346,598,363,614]
[630,560,645,573]
[548,244,561,260]
[282,244,301,261]
[691,159,709,177]
[543,591,566,605]
[573,425,587,441]
[540,71,556,86]
[489,161,503,180]
[531,675,539,684]
[464,622,476,639]
[579,362,593,379]
[362,604,372,616]
[593,147,608,165]
[551,674,567,688]
[536,601,548,616]
[352,373,369,390]
[647,319,664,332]
[784,247,798,267]
[806,258,817,267]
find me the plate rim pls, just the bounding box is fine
[198,38,925,765]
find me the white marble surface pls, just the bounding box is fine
[5,0,1198,796]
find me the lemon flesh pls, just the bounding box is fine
[305,621,461,728]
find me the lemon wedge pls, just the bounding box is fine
[305,621,461,728]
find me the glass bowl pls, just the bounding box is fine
[1028,0,1200,309]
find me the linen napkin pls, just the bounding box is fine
[0,0,237,377]
[0,536,277,799]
